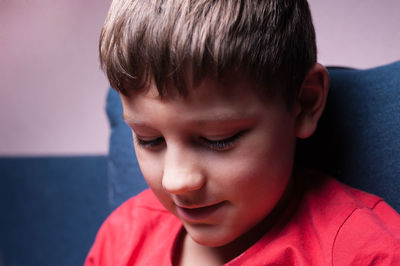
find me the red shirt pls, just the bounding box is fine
[85,172,400,265]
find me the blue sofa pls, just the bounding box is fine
[1,61,399,266]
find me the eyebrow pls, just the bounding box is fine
[194,115,256,126]
[122,114,140,126]
[122,113,258,128]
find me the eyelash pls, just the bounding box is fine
[134,131,246,151]
[135,136,165,149]
[198,131,245,151]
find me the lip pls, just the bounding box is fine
[175,201,226,222]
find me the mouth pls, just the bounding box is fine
[175,201,226,222]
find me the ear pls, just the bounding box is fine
[295,63,329,139]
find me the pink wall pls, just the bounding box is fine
[0,1,111,155]
[309,0,400,68]
[1,0,399,155]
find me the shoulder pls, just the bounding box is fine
[297,168,392,218]
[85,189,181,265]
[109,188,170,222]
[331,194,400,264]
[99,189,173,234]
[297,169,400,264]
[332,201,400,264]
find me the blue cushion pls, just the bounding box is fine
[107,61,400,212]
[297,61,400,211]
[106,89,148,210]
[0,156,109,266]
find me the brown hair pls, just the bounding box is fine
[99,0,316,106]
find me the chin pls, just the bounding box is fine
[192,236,230,247]
[185,224,239,247]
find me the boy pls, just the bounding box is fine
[86,0,400,265]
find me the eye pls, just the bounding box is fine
[135,136,165,150]
[199,131,246,151]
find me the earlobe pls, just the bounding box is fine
[295,63,329,139]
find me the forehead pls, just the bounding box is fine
[124,73,275,106]
[123,75,257,109]
[121,75,288,128]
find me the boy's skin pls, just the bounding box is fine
[120,64,329,265]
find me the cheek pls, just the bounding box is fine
[134,147,163,189]
[206,129,295,202]
[210,155,290,196]
[135,149,178,213]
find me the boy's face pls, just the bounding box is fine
[121,76,298,247]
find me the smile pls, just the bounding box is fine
[175,201,226,222]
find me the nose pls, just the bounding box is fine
[162,146,206,195]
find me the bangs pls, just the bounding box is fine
[100,0,316,103]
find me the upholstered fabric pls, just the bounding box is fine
[106,89,148,210]
[297,61,400,211]
[0,156,109,266]
[106,61,400,211]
